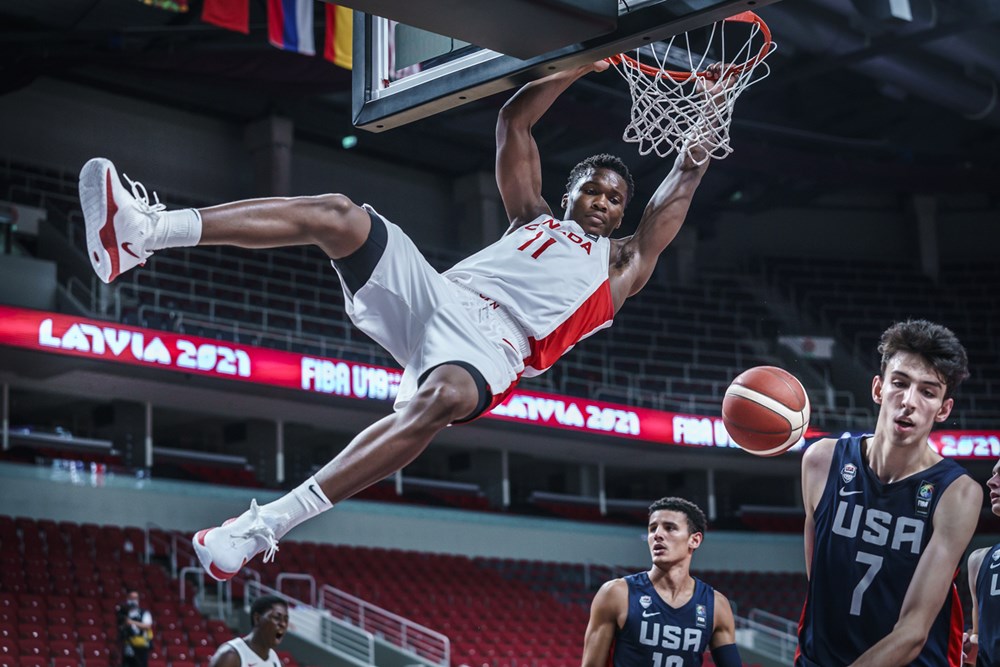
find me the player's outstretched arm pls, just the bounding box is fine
[965,546,989,665]
[580,578,626,667]
[709,592,743,667]
[496,61,608,234]
[611,65,733,302]
[849,476,983,667]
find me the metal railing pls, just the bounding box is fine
[276,572,317,606]
[736,611,798,664]
[320,584,450,667]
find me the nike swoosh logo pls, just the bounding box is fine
[839,486,863,497]
[642,611,660,618]
[990,560,1000,570]
[308,484,327,504]
[121,241,141,259]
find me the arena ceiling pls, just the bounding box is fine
[3,0,1000,215]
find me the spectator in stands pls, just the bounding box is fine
[962,456,1000,666]
[580,496,742,667]
[118,590,154,667]
[210,594,287,667]
[78,64,736,582]
[797,320,980,666]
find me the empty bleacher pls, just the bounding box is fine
[764,256,1000,427]
[0,515,311,667]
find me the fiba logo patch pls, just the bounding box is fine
[696,604,707,628]
[915,480,935,518]
[841,463,857,484]
[640,595,652,609]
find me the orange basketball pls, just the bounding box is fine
[722,366,811,457]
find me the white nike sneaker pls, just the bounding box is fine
[78,157,162,284]
[192,499,280,582]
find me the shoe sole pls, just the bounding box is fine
[192,517,242,582]
[78,158,118,284]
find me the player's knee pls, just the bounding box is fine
[408,382,474,431]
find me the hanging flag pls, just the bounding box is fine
[777,335,835,360]
[268,0,316,56]
[324,4,353,69]
[202,0,249,34]
[139,0,189,12]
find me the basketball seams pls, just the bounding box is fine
[725,384,802,424]
[723,365,811,457]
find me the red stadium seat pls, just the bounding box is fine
[17,657,46,667]
[14,626,42,641]
[49,640,78,658]
[53,659,81,667]
[15,639,45,657]
[80,641,110,660]
[76,627,107,643]
[0,639,14,657]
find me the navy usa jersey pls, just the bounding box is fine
[797,435,968,666]
[975,542,1000,667]
[614,572,714,667]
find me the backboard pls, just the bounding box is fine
[352,0,784,132]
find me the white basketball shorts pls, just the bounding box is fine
[331,206,528,417]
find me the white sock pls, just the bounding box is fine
[148,208,202,251]
[260,475,333,539]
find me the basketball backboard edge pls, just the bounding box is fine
[351,0,783,132]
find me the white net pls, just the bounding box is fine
[609,12,775,164]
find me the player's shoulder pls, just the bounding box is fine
[208,643,240,667]
[940,472,983,503]
[802,437,839,470]
[970,545,992,566]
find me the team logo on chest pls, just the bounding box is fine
[915,481,935,518]
[640,595,652,609]
[841,463,857,484]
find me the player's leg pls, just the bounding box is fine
[79,157,370,283]
[192,363,481,581]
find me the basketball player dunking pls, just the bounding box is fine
[76,63,737,581]
[962,457,1000,666]
[581,497,742,667]
[797,320,981,666]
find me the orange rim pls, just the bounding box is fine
[606,11,772,82]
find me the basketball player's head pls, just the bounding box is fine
[873,320,968,441]
[562,154,635,237]
[646,497,707,565]
[877,320,969,398]
[249,595,288,646]
[987,457,1000,517]
[649,497,707,536]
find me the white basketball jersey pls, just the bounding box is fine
[215,637,282,667]
[445,215,614,376]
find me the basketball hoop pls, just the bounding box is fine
[607,11,775,164]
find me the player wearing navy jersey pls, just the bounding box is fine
[78,62,738,582]
[798,320,981,667]
[581,497,742,667]
[962,457,1000,666]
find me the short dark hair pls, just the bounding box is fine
[250,595,287,627]
[878,320,969,399]
[566,153,635,206]
[648,497,707,537]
